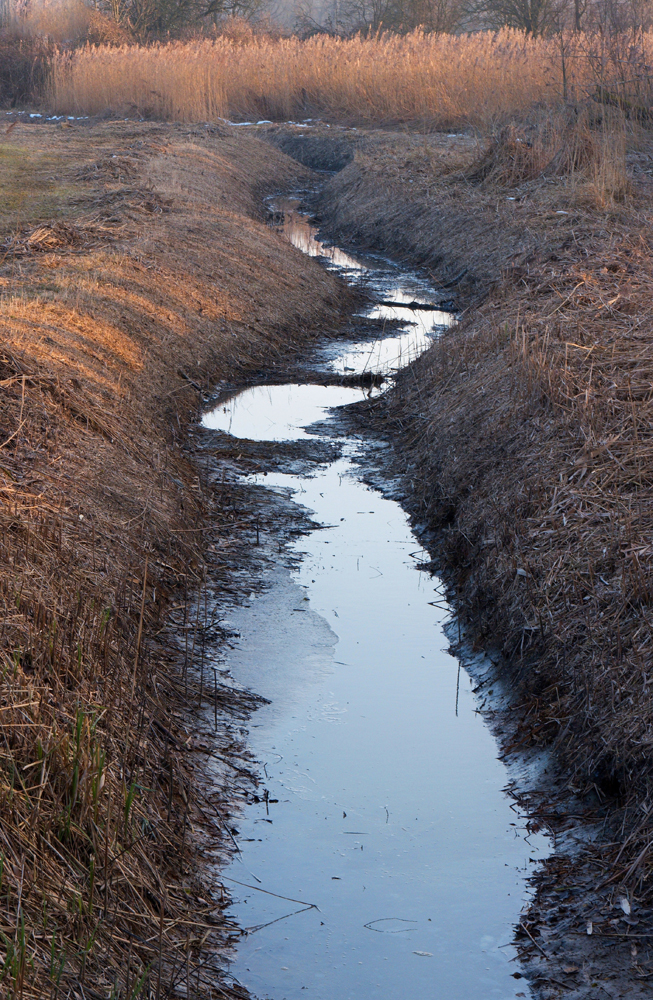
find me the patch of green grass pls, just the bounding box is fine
[0,145,79,235]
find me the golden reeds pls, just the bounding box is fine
[45,29,653,129]
[41,30,582,126]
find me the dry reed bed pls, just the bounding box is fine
[317,109,633,296]
[46,29,653,128]
[323,122,653,896]
[0,121,346,997]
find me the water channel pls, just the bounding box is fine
[202,198,549,1000]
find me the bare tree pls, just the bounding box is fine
[583,0,653,30]
[470,0,566,33]
[468,0,653,35]
[100,0,269,35]
[295,0,463,34]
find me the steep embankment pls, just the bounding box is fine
[0,119,350,998]
[267,124,653,994]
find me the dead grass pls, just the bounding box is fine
[0,119,347,997]
[315,111,635,300]
[0,145,80,220]
[47,28,653,128]
[465,104,630,198]
[318,123,653,902]
[389,226,653,881]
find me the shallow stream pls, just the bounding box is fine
[202,199,548,1000]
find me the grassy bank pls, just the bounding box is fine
[45,29,653,128]
[296,120,653,988]
[0,119,347,997]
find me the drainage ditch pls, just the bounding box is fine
[201,196,549,1000]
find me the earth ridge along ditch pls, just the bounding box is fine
[0,117,364,998]
[257,122,653,998]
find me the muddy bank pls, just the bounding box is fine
[0,119,357,996]
[260,125,653,996]
[198,213,551,1000]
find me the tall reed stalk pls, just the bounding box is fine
[47,29,653,127]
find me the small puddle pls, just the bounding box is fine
[203,198,548,999]
[203,384,364,441]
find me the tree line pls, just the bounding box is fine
[295,0,653,38]
[3,0,653,48]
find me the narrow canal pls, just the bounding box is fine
[202,198,549,1000]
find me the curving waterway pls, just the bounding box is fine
[202,197,548,1000]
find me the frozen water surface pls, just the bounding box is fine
[201,198,548,1000]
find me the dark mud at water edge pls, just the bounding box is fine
[198,195,550,1000]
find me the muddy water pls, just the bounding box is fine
[203,201,548,1000]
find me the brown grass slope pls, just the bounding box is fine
[0,120,346,997]
[317,121,653,902]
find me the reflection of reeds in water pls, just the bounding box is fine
[278,206,364,270]
[48,29,653,128]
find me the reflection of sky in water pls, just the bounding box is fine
[369,288,456,331]
[203,384,366,441]
[272,198,456,377]
[218,454,549,1000]
[201,198,549,1000]
[333,325,436,377]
